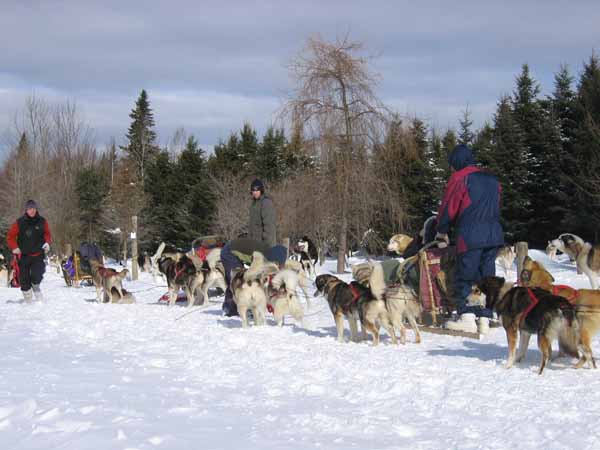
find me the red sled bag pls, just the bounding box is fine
[10,254,20,288]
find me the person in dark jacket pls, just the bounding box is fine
[221,238,288,317]
[248,179,277,247]
[436,145,504,333]
[6,200,52,302]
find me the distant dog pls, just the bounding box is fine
[314,273,396,345]
[297,236,318,277]
[0,254,9,287]
[549,233,585,267]
[104,287,136,304]
[546,241,558,260]
[574,242,600,289]
[520,256,600,368]
[496,245,516,278]
[471,276,577,374]
[137,252,152,272]
[158,254,203,307]
[265,269,304,326]
[89,259,130,304]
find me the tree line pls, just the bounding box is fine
[1,36,599,271]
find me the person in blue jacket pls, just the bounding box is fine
[435,144,504,333]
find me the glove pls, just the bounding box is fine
[42,243,50,253]
[12,248,21,255]
[435,233,449,243]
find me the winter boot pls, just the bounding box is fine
[32,284,44,301]
[478,317,490,335]
[446,313,478,333]
[22,289,34,303]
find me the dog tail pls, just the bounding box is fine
[244,252,265,282]
[369,262,386,301]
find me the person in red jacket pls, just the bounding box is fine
[6,200,52,302]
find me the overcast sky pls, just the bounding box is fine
[1,0,599,155]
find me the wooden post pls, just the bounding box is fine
[131,215,138,281]
[516,242,529,282]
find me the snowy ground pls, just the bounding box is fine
[1,250,600,450]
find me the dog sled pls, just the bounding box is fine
[415,245,483,339]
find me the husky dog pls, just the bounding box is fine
[265,269,304,326]
[104,287,136,304]
[387,234,416,256]
[369,263,422,344]
[230,252,270,328]
[521,256,600,368]
[549,233,585,266]
[0,254,9,287]
[496,245,516,278]
[315,273,396,345]
[284,259,314,309]
[296,237,318,277]
[89,259,130,304]
[158,254,203,307]
[546,241,558,260]
[574,242,600,290]
[137,252,152,272]
[472,276,577,375]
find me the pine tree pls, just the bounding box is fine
[571,53,600,239]
[458,107,475,145]
[511,64,562,246]
[121,89,159,180]
[255,127,286,182]
[491,96,529,242]
[472,122,494,168]
[176,136,214,242]
[75,166,110,242]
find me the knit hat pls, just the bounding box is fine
[265,245,287,266]
[250,178,265,193]
[24,199,38,211]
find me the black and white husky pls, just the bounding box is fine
[297,236,318,277]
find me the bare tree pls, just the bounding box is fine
[284,35,387,272]
[210,173,250,240]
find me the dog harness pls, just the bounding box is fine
[341,283,362,314]
[551,285,579,303]
[97,266,117,278]
[522,287,574,326]
[521,288,540,325]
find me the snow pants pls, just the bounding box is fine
[454,246,498,317]
[19,254,45,292]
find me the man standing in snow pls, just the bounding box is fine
[248,179,277,247]
[221,238,288,317]
[435,144,504,334]
[6,200,52,302]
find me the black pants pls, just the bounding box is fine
[220,243,243,316]
[19,254,45,291]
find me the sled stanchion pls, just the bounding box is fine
[516,242,528,281]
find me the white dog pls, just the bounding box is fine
[267,269,304,326]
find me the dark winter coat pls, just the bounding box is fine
[437,145,504,254]
[248,194,277,247]
[7,213,52,256]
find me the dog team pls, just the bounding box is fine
[4,152,600,375]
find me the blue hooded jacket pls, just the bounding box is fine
[437,145,504,253]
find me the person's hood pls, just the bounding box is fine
[448,144,475,171]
